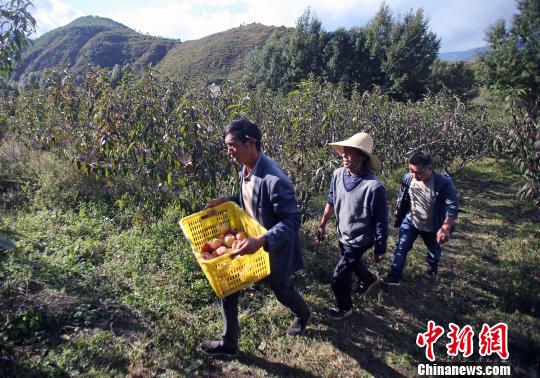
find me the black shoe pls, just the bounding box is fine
[425,268,438,283]
[358,273,380,296]
[200,340,239,358]
[327,307,353,320]
[286,315,310,336]
[380,275,401,286]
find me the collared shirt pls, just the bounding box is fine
[241,155,261,218]
[409,174,435,232]
[242,170,255,217]
[394,171,459,232]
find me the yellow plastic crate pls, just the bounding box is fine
[179,201,271,298]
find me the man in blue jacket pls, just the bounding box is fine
[201,119,310,358]
[381,152,459,286]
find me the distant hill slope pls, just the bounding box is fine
[13,16,177,80]
[13,18,282,83]
[438,46,489,62]
[157,23,284,81]
[13,15,491,84]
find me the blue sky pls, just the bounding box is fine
[32,0,518,52]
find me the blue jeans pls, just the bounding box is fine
[390,216,441,280]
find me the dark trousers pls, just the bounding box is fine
[332,242,374,311]
[221,278,310,347]
[390,216,441,280]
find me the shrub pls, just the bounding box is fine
[4,68,498,216]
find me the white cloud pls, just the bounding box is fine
[31,0,518,51]
[32,0,84,37]
[108,0,380,41]
[109,0,298,41]
[421,0,516,52]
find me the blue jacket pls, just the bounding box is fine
[394,171,459,231]
[231,153,304,283]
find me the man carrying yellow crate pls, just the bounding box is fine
[201,119,310,358]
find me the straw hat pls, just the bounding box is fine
[329,132,382,172]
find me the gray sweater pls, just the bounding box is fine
[328,168,388,254]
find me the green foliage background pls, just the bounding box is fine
[0,0,36,77]
[1,68,501,218]
[477,0,539,205]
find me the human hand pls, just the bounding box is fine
[232,236,265,255]
[436,227,450,244]
[374,253,385,263]
[316,225,326,242]
[205,197,226,209]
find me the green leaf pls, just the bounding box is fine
[126,141,136,154]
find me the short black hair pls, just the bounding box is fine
[224,119,262,151]
[408,151,432,167]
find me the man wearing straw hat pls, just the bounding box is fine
[316,132,388,320]
[201,119,310,358]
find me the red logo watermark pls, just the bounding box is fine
[416,320,445,361]
[479,323,509,360]
[446,323,475,358]
[416,322,509,362]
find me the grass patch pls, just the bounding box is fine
[1,158,538,376]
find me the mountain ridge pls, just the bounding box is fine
[157,23,286,81]
[15,15,485,83]
[15,16,281,83]
[438,46,488,62]
[14,16,177,81]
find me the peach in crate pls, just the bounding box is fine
[179,201,271,298]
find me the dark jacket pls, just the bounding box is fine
[394,171,459,231]
[231,153,304,283]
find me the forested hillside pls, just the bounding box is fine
[157,23,283,82]
[11,9,479,96]
[12,17,281,87]
[13,16,177,82]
